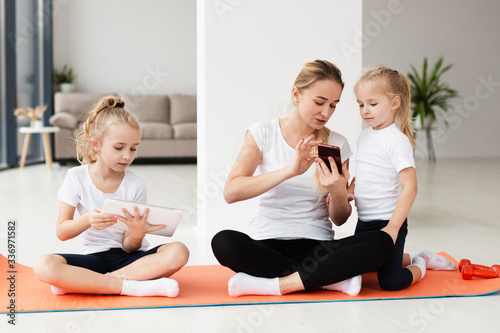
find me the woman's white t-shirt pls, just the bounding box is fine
[248,119,353,241]
[354,123,415,221]
[58,164,149,254]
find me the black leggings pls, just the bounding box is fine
[211,229,394,291]
[355,219,414,291]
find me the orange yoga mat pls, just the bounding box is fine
[1,253,499,313]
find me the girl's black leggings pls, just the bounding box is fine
[211,229,394,291]
[355,219,414,291]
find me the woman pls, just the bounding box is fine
[211,60,394,297]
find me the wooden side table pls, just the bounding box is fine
[19,126,60,169]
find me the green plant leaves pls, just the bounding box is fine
[52,65,75,84]
[408,57,458,129]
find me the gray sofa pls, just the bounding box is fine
[49,92,197,161]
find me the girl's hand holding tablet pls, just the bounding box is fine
[87,209,117,230]
[117,206,166,239]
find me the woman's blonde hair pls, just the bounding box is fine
[293,60,344,198]
[76,96,140,164]
[354,65,415,147]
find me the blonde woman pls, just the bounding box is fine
[34,96,189,297]
[212,60,394,297]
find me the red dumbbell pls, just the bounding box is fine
[461,264,500,280]
[458,259,492,272]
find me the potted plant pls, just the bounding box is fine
[53,65,76,93]
[407,57,458,130]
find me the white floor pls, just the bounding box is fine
[0,158,499,332]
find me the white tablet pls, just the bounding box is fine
[102,198,183,237]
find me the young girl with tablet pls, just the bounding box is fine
[34,96,189,297]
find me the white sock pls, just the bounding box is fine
[228,272,281,297]
[121,278,179,297]
[411,249,456,270]
[51,285,69,296]
[322,275,362,297]
[412,256,427,281]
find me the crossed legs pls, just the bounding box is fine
[211,229,394,296]
[34,242,189,297]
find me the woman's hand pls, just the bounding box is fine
[317,158,352,226]
[87,209,117,230]
[286,135,323,178]
[118,207,165,239]
[315,157,349,195]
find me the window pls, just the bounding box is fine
[0,0,52,168]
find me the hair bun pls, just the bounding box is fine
[104,96,125,109]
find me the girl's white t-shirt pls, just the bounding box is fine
[354,123,415,221]
[58,164,149,254]
[248,119,353,241]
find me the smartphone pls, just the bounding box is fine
[318,144,342,174]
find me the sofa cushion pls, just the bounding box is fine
[54,92,111,119]
[122,95,169,123]
[140,122,173,140]
[49,112,79,129]
[173,123,197,139]
[170,94,196,124]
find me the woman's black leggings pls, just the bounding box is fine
[211,229,394,291]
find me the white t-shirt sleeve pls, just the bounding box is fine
[58,168,80,207]
[340,139,353,163]
[330,131,353,163]
[389,135,415,172]
[247,121,268,156]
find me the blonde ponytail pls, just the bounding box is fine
[395,72,415,147]
[76,96,140,164]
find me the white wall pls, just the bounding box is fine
[363,0,500,159]
[201,0,363,238]
[53,0,196,95]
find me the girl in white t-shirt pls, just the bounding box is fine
[351,66,455,291]
[34,96,189,297]
[212,60,396,297]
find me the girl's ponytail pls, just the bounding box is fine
[395,72,415,147]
